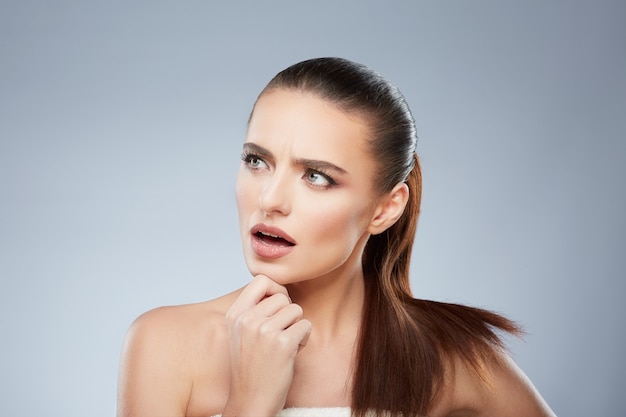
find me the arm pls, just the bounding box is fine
[116,308,191,417]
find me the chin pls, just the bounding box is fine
[245,260,305,286]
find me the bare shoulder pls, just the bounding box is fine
[124,290,240,357]
[130,290,240,336]
[117,290,242,417]
[431,349,556,417]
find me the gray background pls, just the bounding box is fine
[1,1,624,416]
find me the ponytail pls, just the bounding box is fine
[353,154,521,416]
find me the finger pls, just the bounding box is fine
[284,319,312,350]
[255,293,292,317]
[258,317,311,356]
[261,302,304,331]
[229,275,289,316]
[245,275,290,304]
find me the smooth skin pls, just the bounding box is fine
[117,90,556,417]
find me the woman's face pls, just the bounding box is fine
[235,89,382,285]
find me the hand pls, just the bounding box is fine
[223,275,312,417]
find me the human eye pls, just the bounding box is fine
[240,152,268,170]
[304,169,336,189]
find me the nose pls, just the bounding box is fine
[258,170,292,216]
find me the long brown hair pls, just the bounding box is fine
[257,57,521,416]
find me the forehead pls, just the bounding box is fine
[246,89,373,161]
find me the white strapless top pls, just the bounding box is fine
[278,408,351,417]
[212,407,352,417]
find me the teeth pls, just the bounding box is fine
[260,231,281,239]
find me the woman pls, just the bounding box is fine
[117,57,556,417]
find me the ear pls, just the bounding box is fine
[367,182,409,235]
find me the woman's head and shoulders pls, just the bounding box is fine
[130,57,414,336]
[120,55,408,367]
[118,57,555,417]
[120,57,412,415]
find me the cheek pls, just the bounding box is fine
[302,199,371,247]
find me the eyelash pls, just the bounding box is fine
[305,168,337,189]
[240,151,337,189]
[240,151,266,169]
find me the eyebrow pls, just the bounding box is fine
[242,142,272,159]
[242,142,348,174]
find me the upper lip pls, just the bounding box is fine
[251,223,296,245]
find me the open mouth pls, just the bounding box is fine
[250,224,296,259]
[255,231,296,246]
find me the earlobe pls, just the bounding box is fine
[368,183,409,235]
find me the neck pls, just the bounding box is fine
[286,263,365,346]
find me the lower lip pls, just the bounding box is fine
[250,234,296,259]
